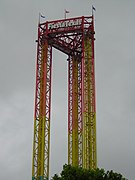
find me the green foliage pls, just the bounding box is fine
[51,164,127,180]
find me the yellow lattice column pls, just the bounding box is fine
[83,35,97,169]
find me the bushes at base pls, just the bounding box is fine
[51,164,127,180]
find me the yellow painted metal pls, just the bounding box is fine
[32,41,50,180]
[72,57,79,166]
[37,42,47,177]
[32,118,36,179]
[68,56,83,167]
[83,36,97,169]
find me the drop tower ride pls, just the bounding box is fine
[32,15,97,180]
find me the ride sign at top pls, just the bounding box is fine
[46,17,83,34]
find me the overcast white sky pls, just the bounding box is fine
[0,0,135,179]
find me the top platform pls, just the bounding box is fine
[39,16,93,35]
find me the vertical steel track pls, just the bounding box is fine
[82,26,96,168]
[68,56,73,165]
[32,25,52,180]
[68,55,83,167]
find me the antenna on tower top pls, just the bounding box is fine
[92,5,96,16]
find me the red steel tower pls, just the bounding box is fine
[32,15,96,180]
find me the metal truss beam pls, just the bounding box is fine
[68,56,83,166]
[32,27,52,180]
[82,29,96,169]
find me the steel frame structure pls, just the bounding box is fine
[32,16,96,180]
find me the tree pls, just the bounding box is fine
[51,164,127,180]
